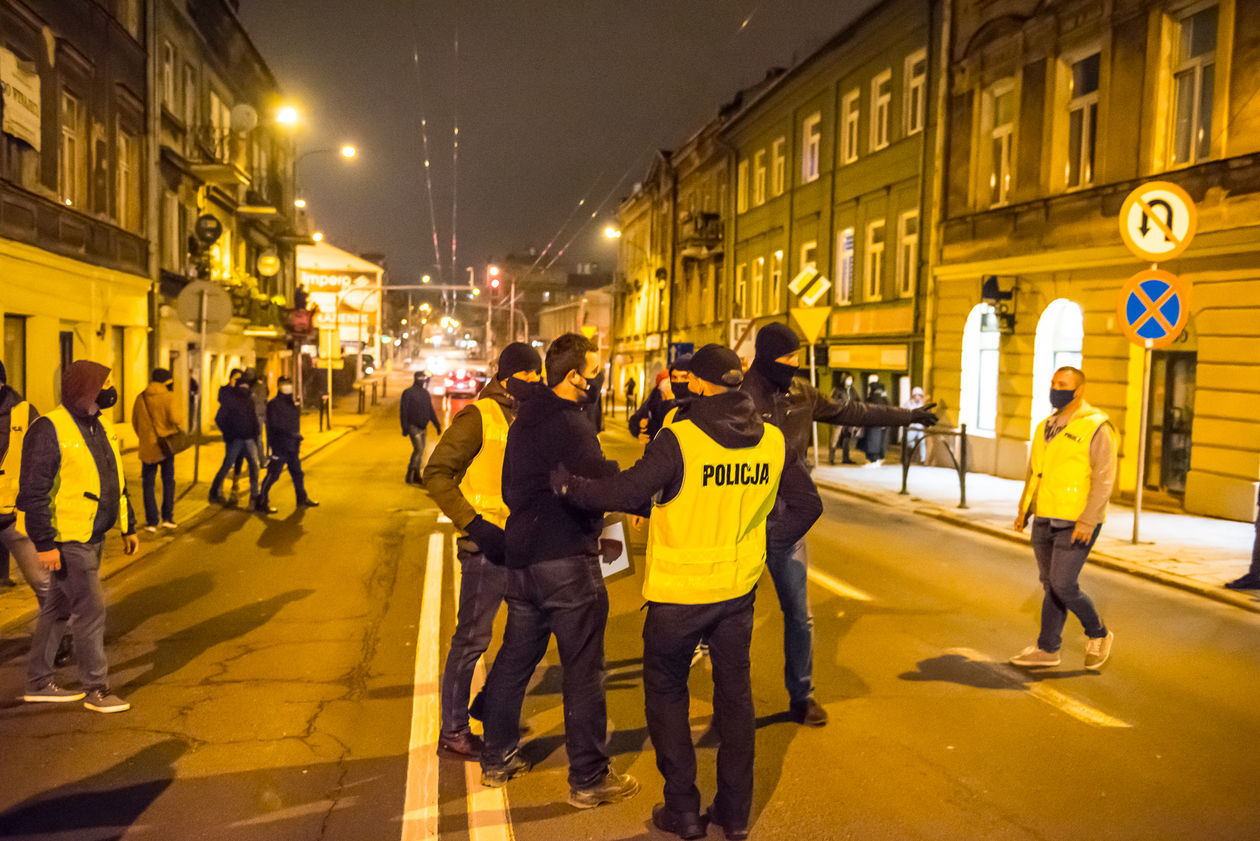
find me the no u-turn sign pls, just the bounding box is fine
[1119,181,1197,262]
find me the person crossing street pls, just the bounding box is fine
[401,371,442,486]
[255,377,318,513]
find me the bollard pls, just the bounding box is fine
[357,384,366,414]
[899,432,911,495]
[372,381,379,406]
[958,424,968,509]
[381,376,387,399]
[319,394,330,432]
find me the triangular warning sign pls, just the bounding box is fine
[790,307,831,343]
[580,325,598,339]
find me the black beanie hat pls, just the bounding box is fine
[754,322,801,361]
[497,342,542,381]
[668,353,692,374]
[152,367,173,384]
[689,344,744,388]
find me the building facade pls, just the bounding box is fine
[932,0,1259,520]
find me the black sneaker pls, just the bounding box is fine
[480,751,531,788]
[790,697,829,727]
[83,688,130,713]
[568,769,639,809]
[23,682,86,703]
[652,804,706,839]
[437,730,484,760]
[252,498,278,514]
[1225,573,1260,590]
[296,498,320,508]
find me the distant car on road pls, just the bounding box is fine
[440,368,480,398]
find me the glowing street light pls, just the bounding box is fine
[340,144,357,159]
[276,105,299,126]
[604,226,622,239]
[421,274,431,283]
[294,198,307,209]
[312,231,324,242]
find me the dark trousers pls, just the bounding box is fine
[481,554,609,789]
[211,438,259,499]
[441,546,509,737]
[406,425,427,483]
[643,590,756,826]
[141,455,176,525]
[1031,518,1106,652]
[27,541,108,692]
[259,449,307,504]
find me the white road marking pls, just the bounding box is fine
[401,533,445,840]
[946,647,1133,729]
[806,567,874,602]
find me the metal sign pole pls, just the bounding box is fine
[194,289,207,484]
[809,342,819,464]
[326,326,334,429]
[1132,344,1152,544]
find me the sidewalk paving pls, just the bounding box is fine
[0,375,404,632]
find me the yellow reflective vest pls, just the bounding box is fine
[644,418,785,604]
[0,399,32,516]
[45,407,131,542]
[458,398,510,528]
[1019,403,1113,523]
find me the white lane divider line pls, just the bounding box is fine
[946,647,1132,729]
[806,567,874,602]
[451,537,514,841]
[401,532,445,840]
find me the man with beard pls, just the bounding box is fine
[742,323,937,726]
[19,360,138,713]
[423,342,542,759]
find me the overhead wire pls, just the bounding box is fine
[410,12,445,285]
[521,166,609,278]
[450,23,460,284]
[543,153,645,271]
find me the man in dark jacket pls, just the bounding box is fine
[742,323,937,726]
[478,332,639,809]
[423,343,542,759]
[209,372,261,506]
[555,344,823,840]
[401,371,442,486]
[631,355,693,443]
[255,377,318,513]
[19,360,138,713]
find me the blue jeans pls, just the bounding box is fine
[440,545,509,737]
[1031,518,1107,652]
[210,438,259,500]
[764,538,813,705]
[141,455,176,525]
[259,450,307,504]
[27,541,108,692]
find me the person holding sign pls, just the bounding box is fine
[1011,366,1116,671]
[553,344,821,840]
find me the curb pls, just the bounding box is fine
[814,478,1260,616]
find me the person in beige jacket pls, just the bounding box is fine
[131,368,182,531]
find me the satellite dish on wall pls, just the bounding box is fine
[230,104,259,133]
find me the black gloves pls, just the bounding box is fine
[465,515,507,565]
[549,464,573,498]
[909,402,939,427]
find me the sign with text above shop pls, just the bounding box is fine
[1,48,41,151]
[1118,181,1197,262]
[1117,269,1190,349]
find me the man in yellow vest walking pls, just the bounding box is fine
[423,342,542,758]
[555,345,822,840]
[1011,366,1116,671]
[0,359,45,605]
[19,360,138,712]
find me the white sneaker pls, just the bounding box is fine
[1009,645,1061,667]
[1084,630,1114,670]
[143,524,158,533]
[160,520,177,529]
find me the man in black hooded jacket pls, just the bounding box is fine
[400,371,441,485]
[742,323,937,727]
[255,377,318,512]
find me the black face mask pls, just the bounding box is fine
[578,371,604,405]
[671,379,691,400]
[96,387,118,410]
[752,357,799,392]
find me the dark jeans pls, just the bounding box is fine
[481,554,609,788]
[1031,518,1106,652]
[27,541,108,692]
[259,450,307,504]
[141,455,176,525]
[211,438,259,499]
[644,590,756,826]
[764,537,813,704]
[441,546,509,737]
[406,425,427,483]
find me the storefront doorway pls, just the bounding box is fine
[1145,351,1196,496]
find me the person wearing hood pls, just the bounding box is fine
[131,368,182,530]
[254,377,318,513]
[629,370,670,441]
[637,354,694,442]
[18,360,138,713]
[0,360,46,603]
[554,344,822,840]
[741,323,938,727]
[209,370,262,506]
[827,372,862,465]
[478,332,639,809]
[422,342,541,760]
[401,370,442,486]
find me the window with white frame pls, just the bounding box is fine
[182,63,197,127]
[59,90,85,207]
[802,111,821,182]
[771,137,786,195]
[209,89,230,161]
[864,220,885,301]
[116,128,140,231]
[770,250,784,309]
[735,262,748,317]
[986,79,1015,206]
[896,210,919,298]
[871,69,892,150]
[1065,52,1100,188]
[835,227,855,304]
[905,49,928,135]
[1171,4,1217,166]
[736,159,749,213]
[801,240,818,271]
[841,89,860,164]
[960,304,1000,434]
[751,257,766,315]
[753,149,766,206]
[161,42,176,111]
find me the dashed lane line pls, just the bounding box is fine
[946,647,1133,729]
[401,532,445,840]
[806,567,874,602]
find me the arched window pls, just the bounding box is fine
[1031,299,1084,429]
[960,303,1000,434]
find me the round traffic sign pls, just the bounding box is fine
[1118,181,1196,262]
[1117,269,1190,349]
[194,213,224,246]
[175,280,234,335]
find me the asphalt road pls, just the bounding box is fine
[0,405,1257,841]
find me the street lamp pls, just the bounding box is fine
[312,231,324,242]
[276,105,299,126]
[294,198,307,209]
[340,144,357,159]
[604,226,622,239]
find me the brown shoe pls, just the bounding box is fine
[437,730,484,760]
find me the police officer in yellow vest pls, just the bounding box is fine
[0,359,47,605]
[423,342,542,759]
[555,345,821,840]
[1012,366,1117,671]
[19,361,138,713]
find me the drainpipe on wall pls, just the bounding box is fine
[923,0,953,407]
[145,0,162,372]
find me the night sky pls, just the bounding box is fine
[240,1,880,284]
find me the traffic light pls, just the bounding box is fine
[489,265,500,289]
